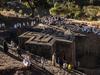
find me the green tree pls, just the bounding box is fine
[49,1,81,18]
[83,6,98,20]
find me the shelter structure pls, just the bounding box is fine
[18,31,76,66]
[17,23,87,68]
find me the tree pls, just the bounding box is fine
[26,0,36,17]
[49,1,81,18]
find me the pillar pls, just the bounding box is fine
[51,45,56,66]
[72,41,76,68]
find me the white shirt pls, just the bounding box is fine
[63,63,67,69]
[14,24,17,28]
[23,56,31,67]
[92,27,98,34]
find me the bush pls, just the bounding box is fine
[23,2,30,8]
[50,2,100,21]
[49,1,82,18]
[83,6,98,20]
[49,7,57,15]
[54,2,61,8]
[19,10,23,14]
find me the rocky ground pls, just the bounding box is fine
[0,49,53,75]
[0,50,24,75]
[0,51,24,70]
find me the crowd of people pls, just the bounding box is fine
[1,16,100,36]
[40,16,100,36]
[13,21,36,29]
[40,16,66,26]
[0,17,40,29]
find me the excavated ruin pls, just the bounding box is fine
[0,16,100,75]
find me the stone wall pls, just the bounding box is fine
[76,33,100,68]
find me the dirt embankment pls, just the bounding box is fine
[0,50,25,75]
[71,19,100,27]
[0,50,53,75]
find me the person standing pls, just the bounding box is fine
[41,57,45,68]
[59,57,63,69]
[23,54,32,70]
[67,63,73,75]
[58,56,63,69]
[63,63,67,70]
[11,40,15,48]
[64,29,72,40]
[16,45,21,57]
